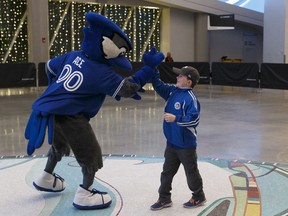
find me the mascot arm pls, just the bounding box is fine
[132,47,164,87]
[117,77,141,97]
[46,53,69,85]
[115,68,153,101]
[115,47,164,101]
[46,60,57,85]
[98,69,141,101]
[132,65,157,87]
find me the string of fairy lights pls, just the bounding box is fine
[0,0,28,63]
[0,0,161,63]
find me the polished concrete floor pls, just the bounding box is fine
[1,84,288,164]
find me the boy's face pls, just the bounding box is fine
[176,74,192,88]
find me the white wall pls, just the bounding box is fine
[169,8,195,61]
[263,0,287,63]
[150,0,265,63]
[209,23,263,64]
[164,8,263,64]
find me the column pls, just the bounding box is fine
[160,8,172,58]
[27,0,49,65]
[194,13,209,62]
[263,0,288,63]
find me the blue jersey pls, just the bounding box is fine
[152,73,200,148]
[33,51,124,119]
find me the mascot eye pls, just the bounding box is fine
[102,36,127,59]
[119,47,127,57]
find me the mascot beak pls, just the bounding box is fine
[102,35,132,71]
[109,56,132,71]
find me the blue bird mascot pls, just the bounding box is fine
[25,12,164,210]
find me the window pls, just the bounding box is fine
[218,0,264,13]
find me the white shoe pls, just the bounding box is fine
[33,171,66,192]
[73,185,112,210]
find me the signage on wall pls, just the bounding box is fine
[244,37,256,47]
[208,14,235,30]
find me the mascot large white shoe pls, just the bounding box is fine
[25,11,164,210]
[73,185,112,210]
[33,171,66,192]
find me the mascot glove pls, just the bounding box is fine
[143,47,165,69]
[115,76,144,101]
[115,93,141,101]
[127,76,145,100]
[25,110,54,155]
[115,79,142,101]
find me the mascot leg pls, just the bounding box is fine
[33,147,67,192]
[55,114,112,210]
[33,117,69,192]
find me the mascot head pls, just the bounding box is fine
[81,12,133,71]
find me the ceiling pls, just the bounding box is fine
[144,0,264,27]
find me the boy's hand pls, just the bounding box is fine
[164,113,176,122]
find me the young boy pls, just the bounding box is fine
[150,66,206,210]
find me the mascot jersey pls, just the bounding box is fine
[33,51,125,119]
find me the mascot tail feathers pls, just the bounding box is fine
[25,111,54,155]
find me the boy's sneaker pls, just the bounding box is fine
[150,199,172,211]
[183,196,206,208]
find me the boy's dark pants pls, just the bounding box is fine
[158,145,205,201]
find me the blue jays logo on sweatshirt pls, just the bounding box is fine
[174,102,181,110]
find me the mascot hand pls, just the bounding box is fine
[115,95,121,101]
[127,76,145,93]
[138,87,145,93]
[143,47,165,69]
[115,93,141,101]
[116,76,143,101]
[25,111,54,155]
[131,93,141,100]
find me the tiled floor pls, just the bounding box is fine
[1,84,288,164]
